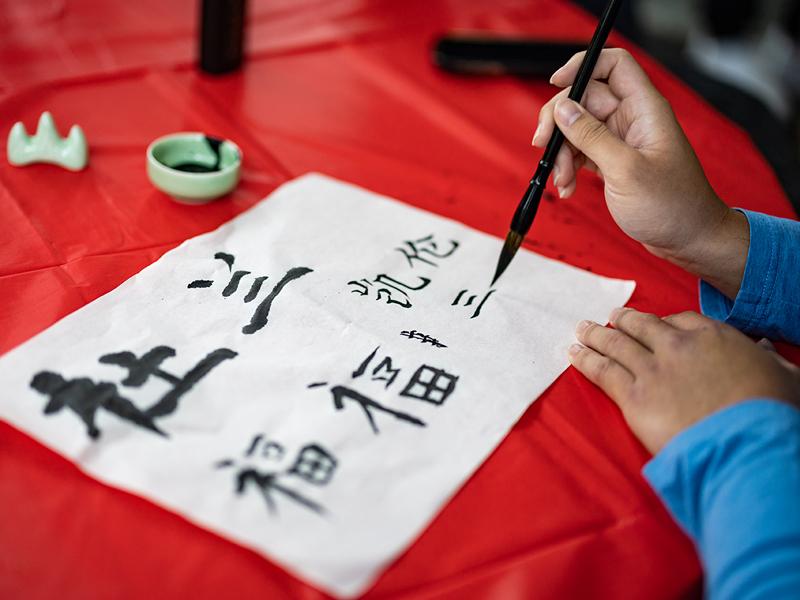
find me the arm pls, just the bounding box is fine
[566,309,800,599]
[542,48,800,598]
[645,400,800,599]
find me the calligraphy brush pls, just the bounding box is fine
[491,0,624,286]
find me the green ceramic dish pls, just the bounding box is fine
[146,132,242,204]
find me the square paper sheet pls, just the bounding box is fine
[0,173,634,597]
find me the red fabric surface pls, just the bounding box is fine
[0,1,795,598]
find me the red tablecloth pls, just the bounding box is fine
[1,1,796,598]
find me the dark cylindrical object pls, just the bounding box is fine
[200,0,246,75]
[539,0,622,171]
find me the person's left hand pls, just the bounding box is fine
[568,308,800,454]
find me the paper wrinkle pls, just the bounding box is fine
[0,173,634,597]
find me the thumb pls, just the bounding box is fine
[554,98,632,175]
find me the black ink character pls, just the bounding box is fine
[30,372,164,439]
[400,330,447,348]
[189,252,313,334]
[451,289,496,319]
[216,436,336,516]
[347,274,430,309]
[395,234,459,268]
[99,346,236,417]
[308,346,426,434]
[30,346,236,439]
[243,434,286,460]
[400,365,459,405]
[287,443,337,485]
[326,385,425,434]
[229,469,324,514]
[351,345,401,388]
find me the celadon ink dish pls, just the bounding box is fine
[147,132,242,204]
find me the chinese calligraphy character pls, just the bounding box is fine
[99,346,236,417]
[325,385,426,434]
[347,274,430,309]
[351,345,401,388]
[287,443,337,485]
[451,289,496,319]
[308,346,427,434]
[400,365,459,405]
[216,435,337,516]
[244,434,285,460]
[400,330,447,348]
[395,234,459,268]
[30,346,236,439]
[188,252,313,334]
[30,372,164,439]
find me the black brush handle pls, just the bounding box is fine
[496,0,625,286]
[538,0,624,176]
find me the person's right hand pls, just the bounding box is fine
[534,49,749,299]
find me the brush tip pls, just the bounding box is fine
[491,230,524,286]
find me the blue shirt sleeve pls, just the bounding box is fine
[644,400,800,599]
[700,210,800,343]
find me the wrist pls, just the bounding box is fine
[658,207,750,299]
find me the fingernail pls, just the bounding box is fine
[568,343,583,356]
[555,99,581,127]
[576,320,592,334]
[553,165,561,187]
[549,67,563,85]
[557,186,566,198]
[609,307,623,323]
[757,338,776,352]
[532,122,541,145]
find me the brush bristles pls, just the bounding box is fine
[503,230,524,255]
[491,230,524,286]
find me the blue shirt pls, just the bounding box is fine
[643,209,800,599]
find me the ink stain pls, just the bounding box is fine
[171,136,225,173]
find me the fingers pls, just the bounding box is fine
[553,99,634,176]
[773,352,800,375]
[560,176,577,199]
[661,311,711,331]
[572,154,600,177]
[533,81,619,148]
[576,319,652,371]
[549,144,599,198]
[610,308,677,351]
[533,87,570,146]
[756,338,776,352]
[533,81,619,195]
[554,146,575,197]
[551,48,656,99]
[756,338,800,374]
[580,155,600,175]
[568,343,634,402]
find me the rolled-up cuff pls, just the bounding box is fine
[699,209,799,342]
